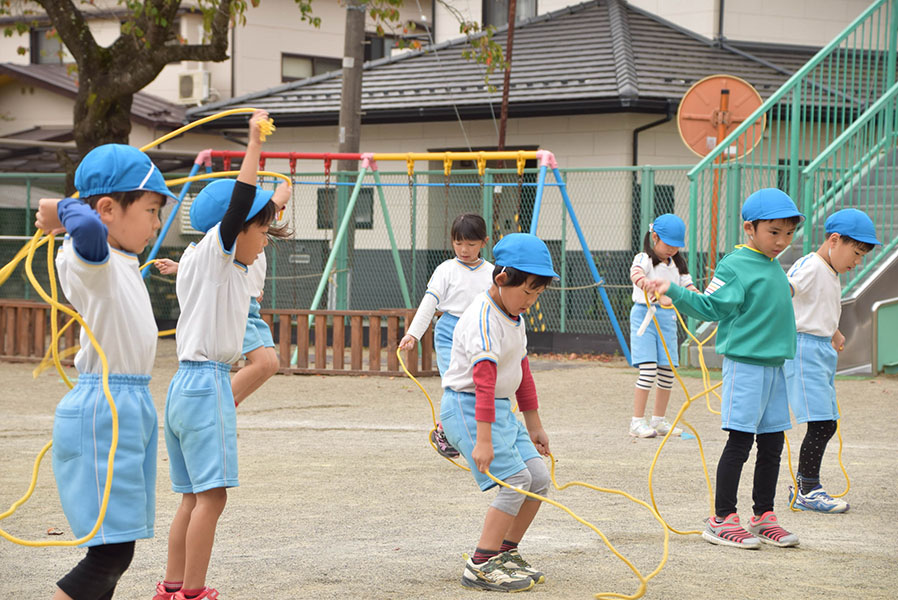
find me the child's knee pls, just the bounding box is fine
[197,487,228,515]
[525,457,550,496]
[265,349,280,376]
[490,468,533,515]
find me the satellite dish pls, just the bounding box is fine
[677,74,765,159]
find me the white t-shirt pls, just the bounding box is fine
[56,238,157,375]
[442,291,527,398]
[175,223,251,364]
[246,251,266,298]
[406,257,494,340]
[630,252,694,304]
[787,252,841,337]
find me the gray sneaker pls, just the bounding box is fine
[500,550,545,584]
[461,554,534,592]
[746,511,799,547]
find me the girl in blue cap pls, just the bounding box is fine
[399,213,493,458]
[35,143,176,600]
[440,233,557,593]
[154,110,289,600]
[785,208,879,513]
[628,214,697,438]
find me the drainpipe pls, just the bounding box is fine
[717,0,725,44]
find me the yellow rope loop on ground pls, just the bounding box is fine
[397,348,669,600]
[0,231,119,546]
[641,289,723,533]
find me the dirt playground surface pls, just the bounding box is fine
[1,339,896,599]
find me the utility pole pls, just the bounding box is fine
[333,0,366,310]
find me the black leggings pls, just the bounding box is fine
[57,541,135,600]
[715,430,784,518]
[797,420,838,492]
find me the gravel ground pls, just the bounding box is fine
[1,339,896,599]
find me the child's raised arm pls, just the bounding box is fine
[38,197,109,263]
[220,110,270,252]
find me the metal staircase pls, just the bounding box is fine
[685,0,897,372]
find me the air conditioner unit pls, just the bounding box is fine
[177,71,210,105]
[179,194,203,235]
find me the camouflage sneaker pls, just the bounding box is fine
[500,550,545,584]
[461,554,534,592]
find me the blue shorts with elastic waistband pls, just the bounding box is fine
[242,297,275,356]
[630,303,679,367]
[164,361,239,494]
[440,389,539,491]
[52,373,157,546]
[720,357,792,434]
[785,332,839,423]
[434,313,460,376]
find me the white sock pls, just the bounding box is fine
[632,416,646,424]
[651,415,665,425]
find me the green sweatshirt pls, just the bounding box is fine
[667,246,796,367]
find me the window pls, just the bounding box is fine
[30,27,64,64]
[483,0,537,28]
[281,53,342,82]
[365,33,397,63]
[317,187,374,230]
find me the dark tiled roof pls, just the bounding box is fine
[189,0,820,127]
[0,63,185,128]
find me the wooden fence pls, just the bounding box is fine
[0,300,438,377]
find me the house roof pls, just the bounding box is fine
[188,0,820,128]
[0,63,186,128]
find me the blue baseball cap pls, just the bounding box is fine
[650,213,686,247]
[825,208,880,245]
[492,233,559,278]
[75,144,176,202]
[189,179,275,234]
[741,188,805,223]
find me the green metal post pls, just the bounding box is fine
[410,172,418,300]
[726,163,741,250]
[802,176,815,254]
[483,171,494,262]
[335,173,352,309]
[560,171,568,333]
[371,170,412,308]
[309,167,368,313]
[640,166,653,236]
[25,177,32,301]
[687,177,699,334]
[270,246,277,310]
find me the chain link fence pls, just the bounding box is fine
[1,167,697,355]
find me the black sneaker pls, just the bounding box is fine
[431,422,460,458]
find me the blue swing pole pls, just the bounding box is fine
[528,163,548,235]
[142,158,206,279]
[550,165,632,364]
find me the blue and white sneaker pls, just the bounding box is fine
[789,485,850,513]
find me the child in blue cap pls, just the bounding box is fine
[154,110,289,600]
[645,188,803,549]
[785,208,880,513]
[35,144,176,600]
[440,233,557,592]
[628,213,698,438]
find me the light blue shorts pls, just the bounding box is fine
[52,374,157,547]
[630,303,679,367]
[164,361,239,494]
[242,297,274,356]
[720,357,792,434]
[434,313,460,376]
[785,332,839,423]
[440,389,540,491]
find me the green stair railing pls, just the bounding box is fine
[802,80,898,294]
[687,0,897,290]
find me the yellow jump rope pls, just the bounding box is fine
[398,283,851,598]
[0,108,286,546]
